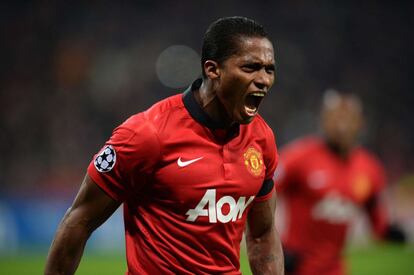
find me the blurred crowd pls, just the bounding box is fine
[1,1,412,198]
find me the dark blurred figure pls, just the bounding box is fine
[275,90,405,275]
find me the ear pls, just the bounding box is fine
[203,60,220,80]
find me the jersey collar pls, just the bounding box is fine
[182,78,240,139]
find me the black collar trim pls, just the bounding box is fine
[182,79,240,138]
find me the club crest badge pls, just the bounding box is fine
[352,174,371,202]
[94,145,116,173]
[243,147,264,176]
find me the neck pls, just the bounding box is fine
[325,139,351,159]
[195,79,235,129]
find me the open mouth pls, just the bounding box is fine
[244,92,266,116]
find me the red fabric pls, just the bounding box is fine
[275,136,387,275]
[87,93,278,274]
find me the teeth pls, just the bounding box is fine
[245,106,257,114]
[251,92,265,97]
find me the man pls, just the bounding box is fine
[45,16,284,275]
[276,90,405,275]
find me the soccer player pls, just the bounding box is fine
[276,90,405,275]
[45,16,284,275]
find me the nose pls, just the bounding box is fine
[254,70,273,90]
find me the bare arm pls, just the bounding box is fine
[245,192,284,275]
[44,174,121,275]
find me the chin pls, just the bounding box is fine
[232,108,256,125]
[239,116,255,125]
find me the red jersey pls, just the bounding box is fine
[276,136,387,275]
[87,79,278,274]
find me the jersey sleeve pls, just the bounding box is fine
[87,114,161,202]
[273,139,307,194]
[255,127,279,202]
[365,155,388,238]
[371,156,387,193]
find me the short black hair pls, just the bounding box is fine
[201,16,269,78]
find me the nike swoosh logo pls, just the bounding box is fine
[177,157,203,167]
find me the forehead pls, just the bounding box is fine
[326,97,360,111]
[323,97,362,119]
[232,36,274,63]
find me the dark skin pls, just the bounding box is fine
[246,192,284,275]
[320,93,363,158]
[45,175,120,275]
[198,36,276,127]
[45,36,284,275]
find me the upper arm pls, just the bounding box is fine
[44,175,120,274]
[365,155,388,237]
[247,192,276,238]
[274,141,308,194]
[64,174,121,233]
[365,189,387,238]
[245,191,284,274]
[87,115,161,202]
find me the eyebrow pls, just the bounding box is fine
[242,61,275,70]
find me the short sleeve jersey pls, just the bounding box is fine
[276,136,386,275]
[87,79,278,275]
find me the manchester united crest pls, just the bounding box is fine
[352,174,371,202]
[243,147,264,176]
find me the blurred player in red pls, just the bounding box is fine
[276,90,405,275]
[45,17,284,275]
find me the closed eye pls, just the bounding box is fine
[241,63,262,72]
[242,63,275,74]
[265,64,275,74]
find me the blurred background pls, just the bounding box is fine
[0,0,413,274]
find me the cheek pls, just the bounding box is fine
[220,75,246,101]
[345,125,360,139]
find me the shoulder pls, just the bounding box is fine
[110,94,183,149]
[280,135,322,158]
[274,136,321,185]
[143,93,190,132]
[252,114,274,135]
[144,94,184,120]
[353,146,385,173]
[121,93,184,133]
[250,115,279,179]
[249,115,277,147]
[249,115,278,157]
[352,146,387,190]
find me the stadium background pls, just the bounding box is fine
[0,1,413,274]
